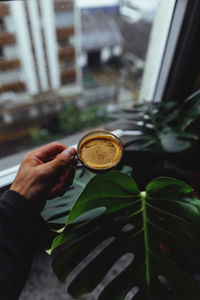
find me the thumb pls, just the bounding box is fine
[45,147,76,174]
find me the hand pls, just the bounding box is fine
[10,142,77,212]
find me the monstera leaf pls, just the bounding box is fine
[179,90,200,131]
[51,171,200,300]
[108,92,200,154]
[108,103,159,152]
[42,166,131,226]
[42,167,94,226]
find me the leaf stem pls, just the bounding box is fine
[141,191,150,290]
[148,103,162,149]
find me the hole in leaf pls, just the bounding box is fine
[66,237,115,289]
[105,253,134,280]
[92,253,134,298]
[121,223,135,232]
[146,123,154,128]
[137,121,144,126]
[124,286,139,299]
[158,275,172,291]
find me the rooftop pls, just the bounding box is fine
[81,11,124,51]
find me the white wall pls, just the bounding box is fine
[3,45,19,60]
[8,1,39,94]
[27,0,49,92]
[0,70,23,85]
[39,0,61,90]
[55,11,74,28]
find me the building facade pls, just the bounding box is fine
[0,0,82,96]
[80,7,123,69]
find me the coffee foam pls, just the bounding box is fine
[79,136,122,169]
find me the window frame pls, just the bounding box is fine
[161,0,200,102]
[140,0,189,103]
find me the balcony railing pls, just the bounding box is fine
[0,59,20,71]
[0,32,15,46]
[0,82,26,94]
[0,3,9,17]
[56,27,75,40]
[54,1,73,12]
[59,47,75,60]
[61,69,76,84]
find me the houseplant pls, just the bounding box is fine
[49,171,200,300]
[41,90,200,299]
[108,90,200,192]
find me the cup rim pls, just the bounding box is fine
[77,130,123,172]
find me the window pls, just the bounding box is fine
[0,0,161,169]
[1,0,199,184]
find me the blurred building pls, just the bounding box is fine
[0,0,83,144]
[80,10,123,68]
[0,0,82,96]
[81,4,120,15]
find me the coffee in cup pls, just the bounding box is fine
[77,131,123,171]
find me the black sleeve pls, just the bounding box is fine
[0,190,50,300]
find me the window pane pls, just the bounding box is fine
[0,0,159,162]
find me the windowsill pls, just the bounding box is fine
[0,127,141,189]
[0,129,84,172]
[0,129,96,189]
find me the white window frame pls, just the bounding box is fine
[140,0,189,102]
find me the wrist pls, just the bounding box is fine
[9,186,45,213]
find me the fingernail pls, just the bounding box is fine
[64,147,76,159]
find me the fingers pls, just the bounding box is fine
[48,164,76,199]
[60,164,76,194]
[32,142,67,163]
[11,141,77,211]
[44,147,76,175]
[49,166,72,196]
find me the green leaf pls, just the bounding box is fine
[160,132,192,153]
[42,167,94,226]
[51,172,200,299]
[66,170,139,225]
[179,90,200,131]
[146,177,193,195]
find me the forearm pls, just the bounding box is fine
[0,142,76,299]
[0,190,49,300]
